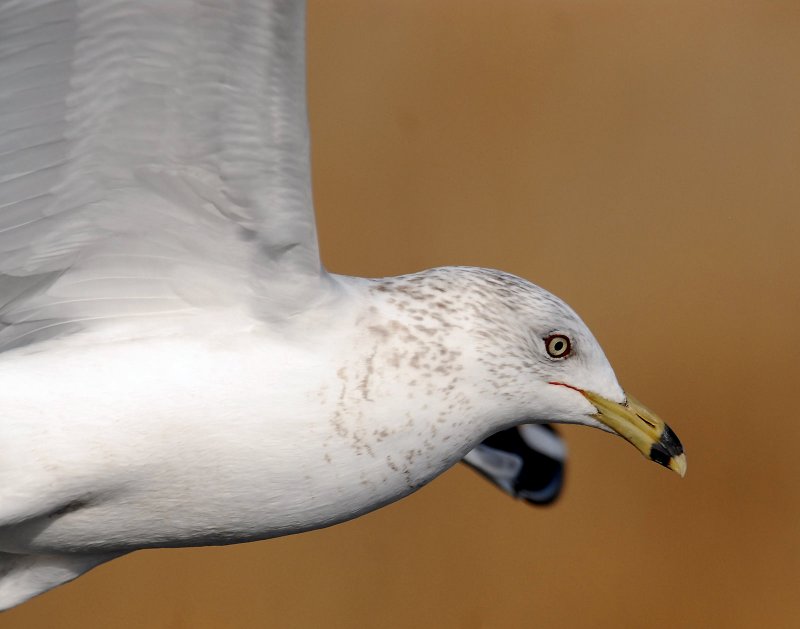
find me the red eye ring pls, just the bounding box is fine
[544,334,571,359]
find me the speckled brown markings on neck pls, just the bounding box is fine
[327,266,563,492]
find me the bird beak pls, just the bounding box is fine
[580,390,687,477]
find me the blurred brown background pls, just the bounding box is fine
[7,1,800,627]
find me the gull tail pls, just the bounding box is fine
[0,551,118,611]
[462,424,566,506]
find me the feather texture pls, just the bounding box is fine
[0,0,325,349]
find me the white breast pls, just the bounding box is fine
[0,294,489,554]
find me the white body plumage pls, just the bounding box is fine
[0,268,608,556]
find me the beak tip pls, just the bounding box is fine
[647,434,686,477]
[648,423,686,477]
[670,453,687,478]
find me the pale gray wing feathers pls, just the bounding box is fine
[0,0,321,350]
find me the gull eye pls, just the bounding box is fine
[545,334,571,359]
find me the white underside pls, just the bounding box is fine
[0,305,486,558]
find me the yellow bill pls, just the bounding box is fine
[581,390,687,477]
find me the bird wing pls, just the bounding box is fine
[463,424,567,506]
[0,0,324,350]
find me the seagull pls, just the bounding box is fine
[0,0,685,610]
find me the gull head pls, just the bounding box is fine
[370,267,686,477]
[517,299,687,478]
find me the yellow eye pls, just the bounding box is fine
[545,334,571,358]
